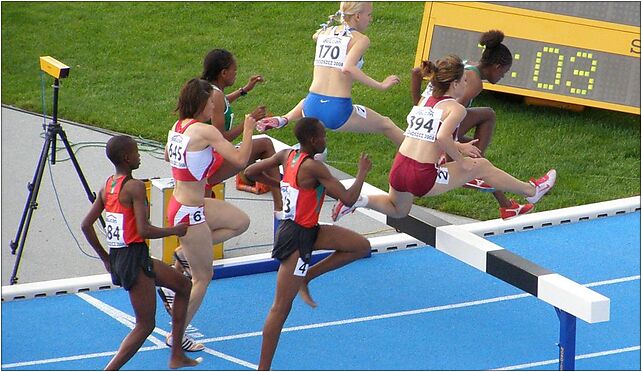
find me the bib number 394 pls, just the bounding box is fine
[405,106,443,142]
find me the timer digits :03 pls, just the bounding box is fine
[415,2,640,114]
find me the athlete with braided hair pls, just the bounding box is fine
[256,2,404,146]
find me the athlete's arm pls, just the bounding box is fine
[227,75,264,104]
[435,104,468,162]
[244,149,289,187]
[457,70,483,107]
[80,188,110,271]
[125,180,187,239]
[201,114,256,169]
[210,89,241,142]
[312,153,371,207]
[342,36,399,90]
[410,67,424,105]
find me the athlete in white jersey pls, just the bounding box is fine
[255,2,404,146]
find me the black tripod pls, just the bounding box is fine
[9,77,104,285]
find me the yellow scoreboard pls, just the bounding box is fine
[415,2,640,114]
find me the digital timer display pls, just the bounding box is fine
[415,2,641,114]
[428,26,640,109]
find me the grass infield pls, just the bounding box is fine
[2,2,639,220]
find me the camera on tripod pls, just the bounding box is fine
[39,56,70,79]
[9,56,102,285]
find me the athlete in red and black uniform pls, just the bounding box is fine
[245,117,372,370]
[332,55,556,222]
[81,135,201,370]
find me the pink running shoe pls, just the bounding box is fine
[256,116,288,132]
[500,199,535,220]
[463,178,496,192]
[526,169,557,204]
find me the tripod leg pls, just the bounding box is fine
[56,127,105,227]
[9,130,54,285]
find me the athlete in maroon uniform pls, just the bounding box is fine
[81,135,201,370]
[333,55,556,222]
[245,117,372,370]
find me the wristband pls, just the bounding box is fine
[239,88,248,96]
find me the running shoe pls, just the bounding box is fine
[166,334,205,352]
[174,250,192,279]
[463,178,496,192]
[256,116,288,132]
[331,196,365,222]
[526,169,557,204]
[499,199,535,220]
[157,287,175,315]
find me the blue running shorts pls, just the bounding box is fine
[302,92,353,130]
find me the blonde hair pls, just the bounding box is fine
[322,2,371,29]
[420,55,465,97]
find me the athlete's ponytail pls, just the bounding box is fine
[421,55,464,97]
[479,30,512,67]
[321,2,370,29]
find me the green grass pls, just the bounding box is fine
[2,2,640,220]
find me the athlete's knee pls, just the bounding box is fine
[471,157,493,176]
[136,318,156,336]
[356,237,371,257]
[254,138,276,156]
[481,108,496,127]
[269,297,293,319]
[234,211,251,234]
[191,268,213,288]
[175,274,192,297]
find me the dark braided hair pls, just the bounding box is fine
[479,30,512,67]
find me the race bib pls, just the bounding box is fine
[105,212,126,248]
[436,166,450,185]
[167,131,190,169]
[405,106,443,142]
[280,181,299,221]
[314,34,350,68]
[293,257,309,277]
[189,207,205,225]
[421,83,433,98]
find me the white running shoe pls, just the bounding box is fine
[174,250,192,279]
[331,195,366,222]
[157,287,175,315]
[166,334,205,352]
[256,116,288,132]
[526,169,557,204]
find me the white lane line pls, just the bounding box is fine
[202,347,258,370]
[3,275,638,369]
[76,292,166,347]
[1,345,164,368]
[198,275,640,344]
[493,345,641,370]
[76,292,257,370]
